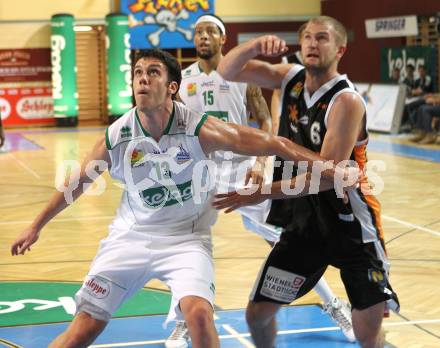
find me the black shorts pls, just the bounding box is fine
[250,217,400,311]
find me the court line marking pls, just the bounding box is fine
[382,215,440,237]
[7,153,41,180]
[221,324,255,348]
[88,319,440,347]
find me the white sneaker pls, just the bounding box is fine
[165,321,189,348]
[323,297,356,343]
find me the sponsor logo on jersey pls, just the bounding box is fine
[201,80,215,88]
[298,115,309,125]
[219,82,230,92]
[131,148,145,167]
[187,83,197,96]
[317,102,328,110]
[176,144,191,164]
[210,282,216,294]
[84,277,110,299]
[121,126,132,139]
[141,179,193,208]
[368,269,387,287]
[260,266,305,302]
[183,69,192,77]
[289,82,303,99]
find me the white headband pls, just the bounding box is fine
[195,15,226,35]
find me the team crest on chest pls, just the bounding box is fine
[187,83,197,96]
[289,82,303,99]
[288,104,299,133]
[131,148,145,167]
[176,144,191,164]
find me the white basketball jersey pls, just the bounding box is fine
[180,62,254,192]
[105,101,216,235]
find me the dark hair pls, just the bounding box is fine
[196,13,226,35]
[134,49,182,93]
[406,63,415,70]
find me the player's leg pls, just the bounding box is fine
[246,300,281,348]
[54,234,153,347]
[247,231,326,347]
[157,224,218,348]
[180,295,219,348]
[49,311,107,347]
[339,238,400,348]
[352,302,386,348]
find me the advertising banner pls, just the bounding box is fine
[121,0,215,49]
[380,46,437,88]
[365,15,418,38]
[51,13,78,123]
[106,13,133,121]
[0,85,54,126]
[0,48,51,83]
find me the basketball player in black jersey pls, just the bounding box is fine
[216,16,399,348]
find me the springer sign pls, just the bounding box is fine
[365,15,418,38]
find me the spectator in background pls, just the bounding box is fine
[412,65,433,97]
[390,67,401,83]
[401,64,434,133]
[410,93,440,144]
[402,64,416,96]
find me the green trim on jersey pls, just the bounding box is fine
[135,105,175,137]
[194,113,209,136]
[105,128,112,150]
[135,108,151,137]
[163,103,175,135]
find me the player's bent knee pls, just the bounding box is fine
[185,304,213,330]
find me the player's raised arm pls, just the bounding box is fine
[11,136,110,256]
[217,35,291,90]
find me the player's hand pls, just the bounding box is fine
[244,160,265,186]
[254,35,288,57]
[213,187,266,213]
[11,227,40,256]
[333,166,363,202]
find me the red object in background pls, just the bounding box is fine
[0,48,51,83]
[0,86,54,126]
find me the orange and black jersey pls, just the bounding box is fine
[267,66,383,242]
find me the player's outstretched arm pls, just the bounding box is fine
[11,136,110,256]
[199,116,352,181]
[217,35,291,90]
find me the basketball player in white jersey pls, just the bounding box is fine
[10,48,356,348]
[165,14,354,348]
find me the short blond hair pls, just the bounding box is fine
[307,16,347,46]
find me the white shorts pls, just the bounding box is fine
[75,225,215,325]
[238,201,283,243]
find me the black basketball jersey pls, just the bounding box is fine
[266,66,377,239]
